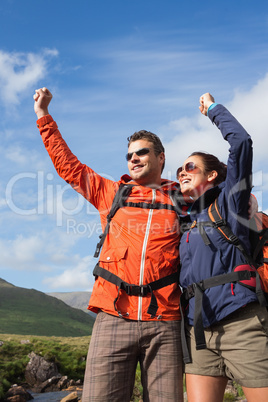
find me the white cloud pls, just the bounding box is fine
[226,73,268,165]
[0,234,47,270]
[0,198,7,208]
[0,48,58,106]
[163,113,229,178]
[252,171,268,212]
[0,229,79,271]
[164,73,268,185]
[42,255,94,290]
[4,144,42,166]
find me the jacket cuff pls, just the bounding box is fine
[37,114,53,128]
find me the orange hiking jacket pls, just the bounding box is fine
[37,115,181,321]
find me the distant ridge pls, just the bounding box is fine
[0,278,16,288]
[0,278,94,337]
[48,291,96,319]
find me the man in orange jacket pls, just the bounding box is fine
[34,87,183,401]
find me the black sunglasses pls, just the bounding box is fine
[176,162,198,178]
[126,147,150,161]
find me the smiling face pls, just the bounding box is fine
[127,139,165,187]
[177,155,217,201]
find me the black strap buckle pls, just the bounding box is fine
[185,284,195,300]
[188,284,195,298]
[140,285,149,297]
[214,218,226,227]
[185,280,206,300]
[124,284,134,295]
[228,234,240,245]
[124,284,149,297]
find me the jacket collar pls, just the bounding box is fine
[120,174,180,191]
[187,185,222,214]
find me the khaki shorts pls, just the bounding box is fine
[185,303,268,387]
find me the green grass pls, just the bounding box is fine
[131,363,143,401]
[0,334,91,400]
[0,334,143,401]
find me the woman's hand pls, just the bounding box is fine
[199,93,215,116]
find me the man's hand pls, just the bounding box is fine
[33,87,53,119]
[248,194,258,219]
[199,92,215,116]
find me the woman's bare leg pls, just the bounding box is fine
[186,373,228,402]
[242,386,268,402]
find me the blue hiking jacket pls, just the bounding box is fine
[179,104,257,327]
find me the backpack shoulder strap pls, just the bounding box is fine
[94,183,133,257]
[208,199,254,262]
[208,199,235,243]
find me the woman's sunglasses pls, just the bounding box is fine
[176,162,198,178]
[126,147,150,161]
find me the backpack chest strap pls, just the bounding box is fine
[180,266,261,363]
[124,201,176,211]
[93,264,179,317]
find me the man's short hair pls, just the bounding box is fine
[127,130,165,172]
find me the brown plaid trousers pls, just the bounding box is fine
[82,311,183,401]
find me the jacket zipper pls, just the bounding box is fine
[138,188,156,320]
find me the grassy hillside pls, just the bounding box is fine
[0,279,94,337]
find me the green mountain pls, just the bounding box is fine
[47,291,96,318]
[0,278,94,337]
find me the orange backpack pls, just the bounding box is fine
[248,211,268,292]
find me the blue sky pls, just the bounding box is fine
[1,0,268,293]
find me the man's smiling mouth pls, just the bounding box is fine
[133,165,143,171]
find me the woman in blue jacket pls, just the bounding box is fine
[178,93,268,402]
